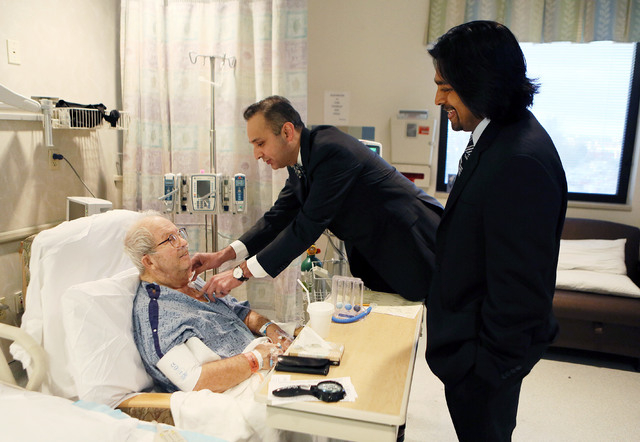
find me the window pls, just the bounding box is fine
[436,42,640,204]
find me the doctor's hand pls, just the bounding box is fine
[201,269,243,298]
[190,246,236,280]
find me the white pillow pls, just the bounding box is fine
[13,209,142,398]
[556,270,640,298]
[62,268,154,407]
[557,239,627,275]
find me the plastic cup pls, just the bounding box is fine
[306,301,334,339]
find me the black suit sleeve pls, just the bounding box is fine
[475,154,563,386]
[239,178,301,255]
[242,139,365,277]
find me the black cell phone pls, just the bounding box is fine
[274,355,331,375]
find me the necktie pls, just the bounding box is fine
[293,163,305,179]
[457,135,475,176]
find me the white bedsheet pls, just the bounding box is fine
[0,382,150,442]
[169,337,316,442]
[0,382,224,442]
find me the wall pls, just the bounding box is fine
[0,0,122,334]
[307,0,440,191]
[307,0,640,228]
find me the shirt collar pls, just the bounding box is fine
[471,118,491,145]
[296,148,303,167]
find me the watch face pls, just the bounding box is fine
[233,266,242,278]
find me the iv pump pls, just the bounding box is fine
[161,172,245,215]
[233,173,246,213]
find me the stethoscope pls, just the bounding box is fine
[272,380,346,402]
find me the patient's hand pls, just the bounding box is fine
[255,343,283,369]
[268,328,293,352]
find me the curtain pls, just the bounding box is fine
[120,0,308,322]
[426,0,640,44]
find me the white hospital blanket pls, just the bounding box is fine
[171,337,323,442]
[171,337,288,442]
[0,382,153,442]
[171,374,278,442]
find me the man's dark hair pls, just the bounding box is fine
[243,95,305,134]
[428,21,539,124]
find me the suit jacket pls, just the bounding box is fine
[426,111,567,388]
[239,126,443,301]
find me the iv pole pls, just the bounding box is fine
[189,52,237,261]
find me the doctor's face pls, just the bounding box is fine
[434,70,482,132]
[145,217,191,288]
[247,113,296,170]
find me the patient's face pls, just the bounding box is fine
[145,217,191,289]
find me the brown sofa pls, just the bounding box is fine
[551,218,640,369]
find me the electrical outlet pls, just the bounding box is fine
[49,149,60,170]
[7,39,21,65]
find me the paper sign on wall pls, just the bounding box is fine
[324,91,350,125]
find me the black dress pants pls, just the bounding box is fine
[444,371,523,442]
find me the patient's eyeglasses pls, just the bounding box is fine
[156,227,188,248]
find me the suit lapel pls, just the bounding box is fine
[442,122,501,220]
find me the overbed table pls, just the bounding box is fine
[255,305,423,441]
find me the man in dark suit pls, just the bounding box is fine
[426,21,567,441]
[191,95,443,302]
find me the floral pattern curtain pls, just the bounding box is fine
[426,0,640,43]
[120,0,307,322]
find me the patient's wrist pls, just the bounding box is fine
[243,351,261,373]
[259,321,274,336]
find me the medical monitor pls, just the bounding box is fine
[359,139,382,156]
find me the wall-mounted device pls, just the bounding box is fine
[233,173,246,213]
[220,175,231,213]
[67,196,112,221]
[190,174,217,212]
[389,109,435,190]
[163,173,177,213]
[160,172,246,215]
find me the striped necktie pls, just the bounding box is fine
[293,163,305,179]
[457,135,475,176]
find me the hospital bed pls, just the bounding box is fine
[0,323,46,390]
[14,209,174,423]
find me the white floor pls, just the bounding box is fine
[405,324,640,441]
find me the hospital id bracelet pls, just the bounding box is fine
[251,349,264,370]
[259,321,274,336]
[243,351,260,373]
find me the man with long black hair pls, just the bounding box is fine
[426,21,567,441]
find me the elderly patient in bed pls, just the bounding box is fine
[123,213,292,393]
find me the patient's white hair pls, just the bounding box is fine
[124,210,164,274]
